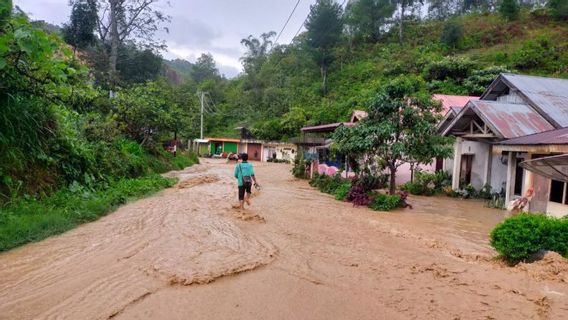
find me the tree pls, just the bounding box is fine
[116,43,163,84]
[396,0,423,46]
[190,53,220,84]
[345,0,396,42]
[0,0,12,28]
[440,20,464,50]
[333,77,453,194]
[499,0,520,20]
[548,0,568,19]
[114,81,192,146]
[240,32,276,103]
[305,0,344,95]
[95,0,170,75]
[63,0,98,49]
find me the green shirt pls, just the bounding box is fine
[234,162,255,187]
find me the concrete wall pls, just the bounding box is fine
[489,153,508,193]
[396,162,436,185]
[461,140,490,190]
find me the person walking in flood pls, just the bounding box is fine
[234,153,258,210]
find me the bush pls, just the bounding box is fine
[334,182,351,201]
[369,193,402,211]
[511,37,559,70]
[490,214,568,263]
[441,21,463,50]
[346,184,373,206]
[310,173,346,195]
[400,171,451,196]
[355,174,388,192]
[499,0,520,21]
[423,56,477,82]
[292,153,309,179]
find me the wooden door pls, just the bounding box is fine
[247,143,262,161]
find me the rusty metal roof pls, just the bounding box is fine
[472,100,555,138]
[432,94,479,114]
[499,127,568,145]
[482,74,568,128]
[443,100,555,139]
[301,122,354,133]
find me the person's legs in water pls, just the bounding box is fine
[244,184,252,206]
[237,185,246,209]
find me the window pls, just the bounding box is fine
[514,159,524,196]
[550,180,565,203]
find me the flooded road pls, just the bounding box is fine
[1,160,567,319]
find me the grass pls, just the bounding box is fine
[0,174,177,252]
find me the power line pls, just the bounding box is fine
[275,0,302,44]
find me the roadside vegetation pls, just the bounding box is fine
[0,2,198,251]
[309,173,405,212]
[0,174,177,252]
[491,214,568,264]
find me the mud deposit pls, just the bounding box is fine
[1,160,568,319]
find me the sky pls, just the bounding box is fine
[13,0,320,78]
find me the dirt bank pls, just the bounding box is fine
[1,160,567,319]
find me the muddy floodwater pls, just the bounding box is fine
[1,160,567,319]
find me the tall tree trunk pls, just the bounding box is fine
[399,0,405,47]
[109,0,119,75]
[389,164,397,195]
[321,64,328,96]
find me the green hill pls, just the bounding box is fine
[205,10,567,140]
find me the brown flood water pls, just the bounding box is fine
[1,159,567,319]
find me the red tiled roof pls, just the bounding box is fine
[499,127,568,145]
[432,94,479,114]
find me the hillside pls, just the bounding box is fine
[204,10,568,140]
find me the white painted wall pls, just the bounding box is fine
[460,140,490,190]
[489,152,508,193]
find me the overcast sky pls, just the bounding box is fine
[13,0,322,78]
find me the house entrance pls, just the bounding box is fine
[460,154,474,185]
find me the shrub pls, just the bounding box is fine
[310,173,346,195]
[334,182,351,201]
[511,37,559,70]
[423,56,477,82]
[347,185,373,206]
[441,20,463,50]
[292,153,309,178]
[369,193,402,211]
[355,174,388,192]
[400,171,451,196]
[499,0,520,21]
[548,0,568,20]
[490,214,568,263]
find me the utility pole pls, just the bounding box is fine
[199,91,205,139]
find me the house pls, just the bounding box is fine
[205,138,241,157]
[440,73,568,206]
[262,142,297,162]
[297,110,368,177]
[495,128,568,217]
[238,139,264,161]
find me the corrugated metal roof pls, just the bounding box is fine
[301,122,353,133]
[471,100,555,139]
[499,127,568,145]
[432,94,479,113]
[350,110,368,122]
[500,74,568,128]
[206,137,241,143]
